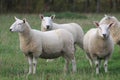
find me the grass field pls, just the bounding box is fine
[0,12,120,80]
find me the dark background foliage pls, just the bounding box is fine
[0,0,120,13]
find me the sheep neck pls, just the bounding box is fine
[19,23,32,46]
[52,23,59,29]
[93,31,110,51]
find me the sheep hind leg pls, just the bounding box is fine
[86,53,93,66]
[32,57,37,74]
[27,56,33,75]
[64,58,70,74]
[89,59,93,67]
[71,56,76,73]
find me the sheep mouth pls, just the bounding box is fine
[102,34,109,39]
[102,36,109,40]
[9,29,12,32]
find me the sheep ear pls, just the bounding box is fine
[14,16,18,20]
[51,14,55,19]
[23,18,26,23]
[104,14,108,17]
[104,14,111,19]
[93,21,99,27]
[39,14,44,19]
[108,23,114,28]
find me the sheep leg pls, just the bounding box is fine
[86,53,93,66]
[64,58,69,73]
[32,57,37,74]
[94,60,100,74]
[71,56,76,73]
[104,58,108,73]
[27,56,33,75]
[89,59,93,67]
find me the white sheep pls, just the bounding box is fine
[99,15,120,45]
[39,14,84,49]
[9,17,76,75]
[39,14,84,62]
[83,22,114,74]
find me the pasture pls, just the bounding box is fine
[0,13,120,80]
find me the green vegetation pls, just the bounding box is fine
[0,13,120,80]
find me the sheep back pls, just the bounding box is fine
[53,23,84,49]
[20,29,74,59]
[41,29,74,59]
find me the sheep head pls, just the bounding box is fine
[10,17,27,32]
[39,14,55,31]
[94,21,114,39]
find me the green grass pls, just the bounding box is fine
[0,13,120,80]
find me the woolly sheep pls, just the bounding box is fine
[83,22,114,74]
[99,15,120,45]
[39,14,84,49]
[39,14,84,62]
[9,17,76,75]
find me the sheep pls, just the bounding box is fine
[9,17,76,75]
[39,14,84,49]
[99,15,120,45]
[83,22,114,74]
[39,14,84,62]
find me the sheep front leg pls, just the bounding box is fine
[95,60,99,74]
[33,57,37,74]
[27,56,33,75]
[104,58,108,73]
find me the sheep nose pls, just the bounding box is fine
[10,29,12,31]
[46,25,50,29]
[103,34,106,38]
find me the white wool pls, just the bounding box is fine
[83,23,114,74]
[10,17,76,75]
[99,15,120,45]
[40,15,84,49]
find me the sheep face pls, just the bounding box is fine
[40,14,55,31]
[10,17,26,32]
[94,22,113,39]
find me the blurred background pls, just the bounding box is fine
[0,0,120,13]
[0,0,120,80]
